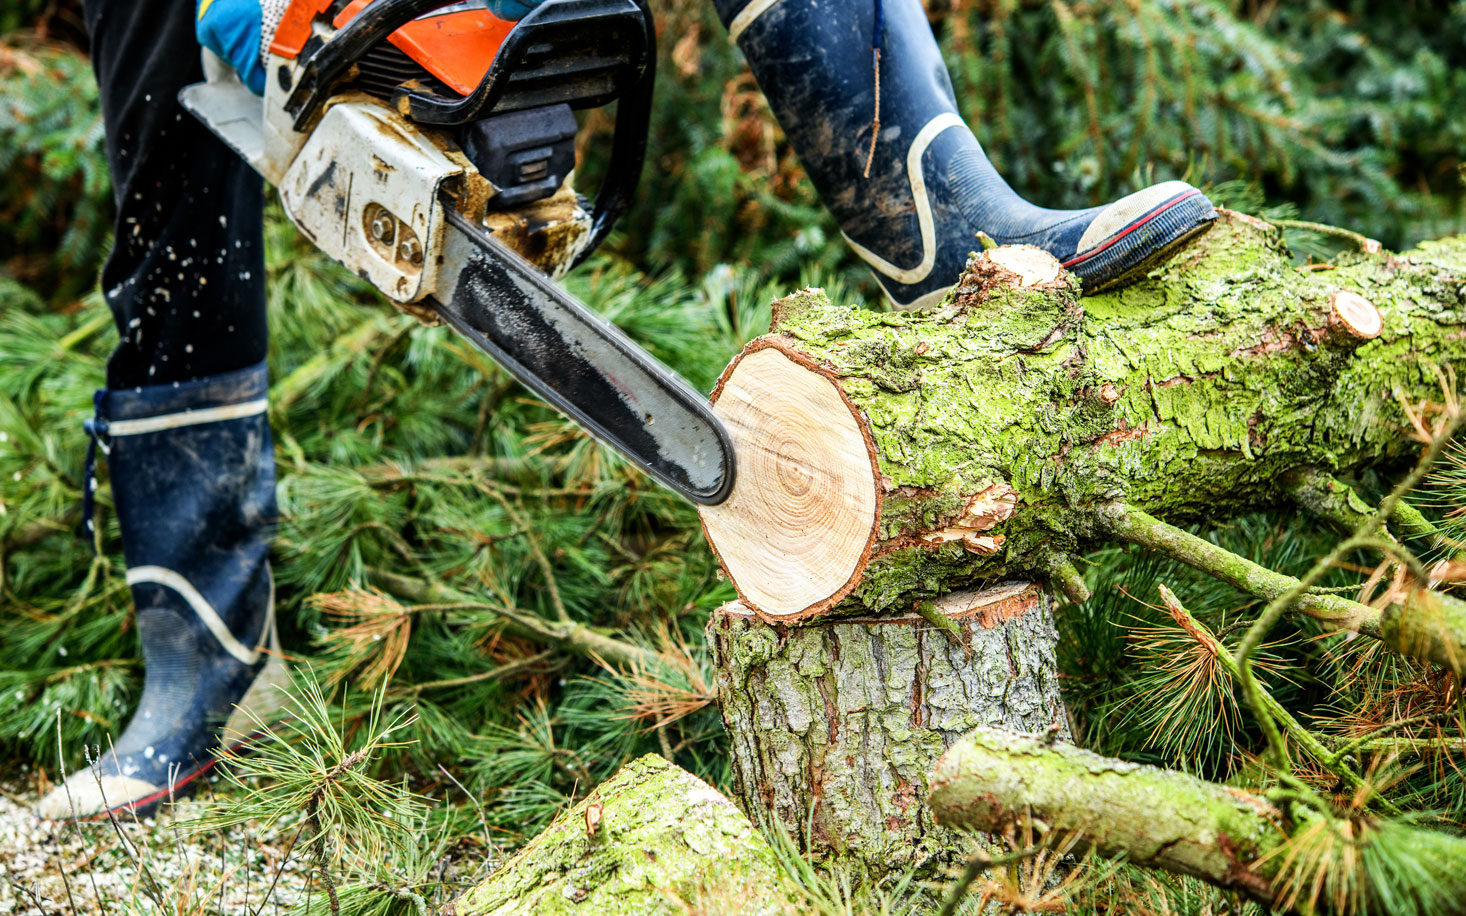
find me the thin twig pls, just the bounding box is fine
[366,568,656,669]
[1266,217,1380,252]
[87,748,169,910]
[397,649,558,695]
[54,711,106,910]
[437,764,499,870]
[936,846,1041,916]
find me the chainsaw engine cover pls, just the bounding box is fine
[279,100,461,304]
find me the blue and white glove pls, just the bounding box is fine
[196,0,267,95]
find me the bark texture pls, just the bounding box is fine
[448,755,788,916]
[707,582,1066,878]
[929,729,1466,914]
[698,211,1466,620]
[930,728,1288,903]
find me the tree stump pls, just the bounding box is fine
[707,582,1066,878]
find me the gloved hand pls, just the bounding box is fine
[196,0,267,95]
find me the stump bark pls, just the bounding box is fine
[707,582,1066,878]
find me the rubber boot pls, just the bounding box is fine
[717,0,1217,307]
[36,360,290,820]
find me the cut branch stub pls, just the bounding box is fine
[978,245,1066,291]
[1328,289,1382,340]
[697,213,1466,621]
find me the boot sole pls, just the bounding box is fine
[1065,188,1218,294]
[74,641,290,821]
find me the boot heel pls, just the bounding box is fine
[221,629,291,746]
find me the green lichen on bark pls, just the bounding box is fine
[448,755,788,916]
[760,212,1466,612]
[1380,587,1466,675]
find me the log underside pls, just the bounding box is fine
[698,211,1466,621]
[708,582,1066,878]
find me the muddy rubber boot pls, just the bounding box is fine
[717,0,1217,306]
[36,360,289,821]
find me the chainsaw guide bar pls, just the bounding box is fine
[434,207,735,504]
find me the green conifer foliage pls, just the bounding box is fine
[2,5,1465,914]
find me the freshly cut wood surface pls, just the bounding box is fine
[698,342,880,619]
[1329,289,1382,339]
[985,244,1064,287]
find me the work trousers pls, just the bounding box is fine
[82,0,268,389]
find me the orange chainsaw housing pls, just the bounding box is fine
[270,0,514,96]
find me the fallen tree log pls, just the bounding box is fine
[928,728,1466,914]
[696,211,1466,667]
[707,582,1065,880]
[447,755,790,915]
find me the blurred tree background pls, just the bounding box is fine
[2,1,1464,913]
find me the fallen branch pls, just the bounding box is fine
[1100,505,1466,675]
[365,568,655,670]
[928,729,1466,914]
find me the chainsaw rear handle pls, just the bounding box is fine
[283,0,653,270]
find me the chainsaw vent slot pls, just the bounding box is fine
[352,42,453,102]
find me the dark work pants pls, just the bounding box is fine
[83,0,268,389]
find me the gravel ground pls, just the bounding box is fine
[0,779,311,916]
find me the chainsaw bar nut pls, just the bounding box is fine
[369,211,395,244]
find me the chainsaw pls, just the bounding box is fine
[179,0,735,505]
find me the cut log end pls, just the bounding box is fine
[1329,289,1382,339]
[984,245,1066,288]
[699,340,880,620]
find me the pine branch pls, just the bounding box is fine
[1100,505,1382,633]
[1156,585,1392,814]
[1099,505,1466,675]
[364,568,656,669]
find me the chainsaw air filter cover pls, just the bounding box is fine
[463,104,579,210]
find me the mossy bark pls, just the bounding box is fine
[707,583,1066,880]
[447,755,789,916]
[930,729,1289,903]
[928,729,1466,913]
[714,211,1466,617]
